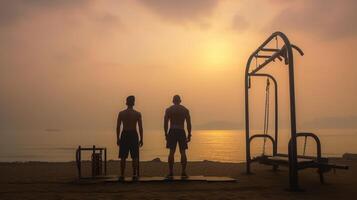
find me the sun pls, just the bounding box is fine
[201,39,234,68]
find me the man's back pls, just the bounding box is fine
[116,95,143,179]
[165,104,189,129]
[164,95,191,177]
[119,109,141,131]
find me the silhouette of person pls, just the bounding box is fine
[164,95,192,178]
[116,95,143,180]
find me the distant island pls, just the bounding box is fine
[303,116,357,129]
[195,116,357,130]
[44,128,62,132]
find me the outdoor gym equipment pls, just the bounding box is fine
[76,145,107,179]
[244,31,348,190]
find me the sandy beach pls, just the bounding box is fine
[1,0,356,199]
[0,157,355,200]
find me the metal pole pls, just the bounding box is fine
[274,77,278,156]
[92,145,96,177]
[104,148,107,176]
[100,149,103,176]
[78,145,81,179]
[245,57,253,174]
[278,33,299,190]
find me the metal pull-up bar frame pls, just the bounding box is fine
[244,31,304,190]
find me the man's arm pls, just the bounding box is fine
[116,112,122,146]
[186,110,192,142]
[138,113,143,147]
[164,109,169,138]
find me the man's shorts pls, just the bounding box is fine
[166,129,188,150]
[119,130,139,159]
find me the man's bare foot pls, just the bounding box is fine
[132,175,139,181]
[181,172,188,179]
[165,173,174,180]
[118,176,125,181]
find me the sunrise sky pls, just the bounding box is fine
[0,0,356,131]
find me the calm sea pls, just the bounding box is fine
[1,129,357,162]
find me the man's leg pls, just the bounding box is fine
[131,135,140,178]
[179,149,187,176]
[120,158,126,178]
[168,148,175,176]
[132,158,138,176]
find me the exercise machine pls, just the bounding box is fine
[244,31,348,190]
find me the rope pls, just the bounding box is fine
[303,136,308,156]
[262,78,270,155]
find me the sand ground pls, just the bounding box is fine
[0,158,355,199]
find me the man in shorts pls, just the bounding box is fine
[116,95,143,180]
[164,95,192,178]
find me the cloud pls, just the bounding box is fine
[137,0,219,24]
[231,14,249,32]
[0,0,124,87]
[0,0,89,27]
[0,0,122,34]
[269,0,357,39]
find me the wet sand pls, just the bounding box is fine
[0,158,355,199]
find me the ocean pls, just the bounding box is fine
[1,129,357,162]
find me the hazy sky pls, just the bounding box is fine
[0,0,356,131]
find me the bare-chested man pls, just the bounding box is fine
[164,95,192,178]
[116,95,143,180]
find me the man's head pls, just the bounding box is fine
[172,95,181,105]
[126,95,135,107]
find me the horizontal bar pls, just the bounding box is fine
[248,34,280,65]
[250,47,285,74]
[249,134,275,144]
[261,48,280,52]
[276,153,323,160]
[329,165,349,170]
[254,55,271,59]
[79,148,106,151]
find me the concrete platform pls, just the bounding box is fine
[76,175,236,184]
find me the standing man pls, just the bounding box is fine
[116,95,143,180]
[164,95,192,178]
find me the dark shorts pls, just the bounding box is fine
[119,131,139,159]
[166,129,188,150]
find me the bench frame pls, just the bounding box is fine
[75,145,107,179]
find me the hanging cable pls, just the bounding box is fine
[262,78,270,155]
[303,136,308,156]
